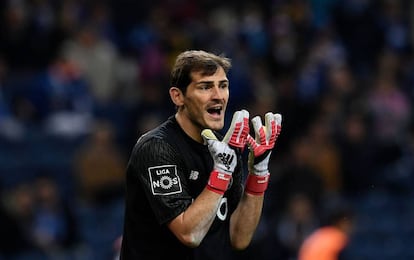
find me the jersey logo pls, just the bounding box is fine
[189,170,199,180]
[217,197,228,221]
[148,165,182,195]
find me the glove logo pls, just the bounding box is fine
[148,165,182,195]
[218,153,234,171]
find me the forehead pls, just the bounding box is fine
[190,66,227,83]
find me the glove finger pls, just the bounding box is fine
[275,113,282,126]
[268,113,282,147]
[240,109,250,141]
[251,115,266,145]
[201,129,218,145]
[238,109,250,143]
[246,134,257,150]
[223,109,249,148]
[251,116,262,136]
[274,113,282,139]
[264,112,275,143]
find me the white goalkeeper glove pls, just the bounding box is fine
[201,110,249,195]
[245,112,282,195]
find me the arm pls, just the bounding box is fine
[168,110,250,248]
[167,188,223,248]
[229,112,282,249]
[229,192,264,250]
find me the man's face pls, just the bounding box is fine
[181,67,229,132]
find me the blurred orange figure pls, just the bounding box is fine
[298,206,354,260]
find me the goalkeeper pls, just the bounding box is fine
[120,50,282,260]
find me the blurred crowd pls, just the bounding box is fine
[1,0,414,259]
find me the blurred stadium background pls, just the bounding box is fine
[1,0,414,259]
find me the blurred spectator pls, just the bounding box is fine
[124,81,171,151]
[365,52,412,190]
[246,61,277,117]
[88,2,118,44]
[0,182,43,258]
[31,175,80,257]
[332,0,384,77]
[60,22,121,107]
[38,56,94,138]
[268,2,302,74]
[3,55,92,128]
[270,135,324,216]
[0,56,25,139]
[0,0,66,69]
[376,118,414,194]
[57,0,86,38]
[393,120,414,193]
[0,1,32,69]
[73,119,126,206]
[336,111,376,196]
[298,203,355,260]
[295,28,346,107]
[366,54,411,144]
[274,193,319,260]
[25,0,63,68]
[379,0,410,54]
[319,63,363,140]
[239,3,268,58]
[305,116,343,194]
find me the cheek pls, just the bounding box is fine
[185,94,207,109]
[183,96,204,115]
[224,88,230,97]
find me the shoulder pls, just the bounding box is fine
[129,117,185,161]
[133,133,175,159]
[134,116,178,149]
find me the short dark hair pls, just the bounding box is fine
[170,50,232,93]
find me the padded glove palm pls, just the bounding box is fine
[202,110,249,194]
[245,112,282,195]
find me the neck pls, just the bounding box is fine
[175,113,204,143]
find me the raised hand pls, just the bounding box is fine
[245,112,282,195]
[201,110,249,195]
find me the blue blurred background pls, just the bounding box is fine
[1,0,414,259]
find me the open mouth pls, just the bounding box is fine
[207,106,223,117]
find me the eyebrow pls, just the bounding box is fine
[195,79,229,85]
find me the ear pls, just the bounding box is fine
[169,87,184,106]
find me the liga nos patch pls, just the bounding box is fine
[148,165,182,195]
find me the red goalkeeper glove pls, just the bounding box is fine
[245,112,282,195]
[202,110,249,195]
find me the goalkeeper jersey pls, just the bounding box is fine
[120,116,244,260]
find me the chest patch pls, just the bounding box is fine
[148,165,182,195]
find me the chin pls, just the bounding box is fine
[204,114,225,130]
[208,122,224,131]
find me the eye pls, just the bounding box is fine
[198,84,212,90]
[219,82,229,89]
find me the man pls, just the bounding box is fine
[120,50,282,259]
[298,205,355,260]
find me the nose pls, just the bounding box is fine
[211,85,225,100]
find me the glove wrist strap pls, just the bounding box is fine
[207,170,231,195]
[245,173,270,196]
